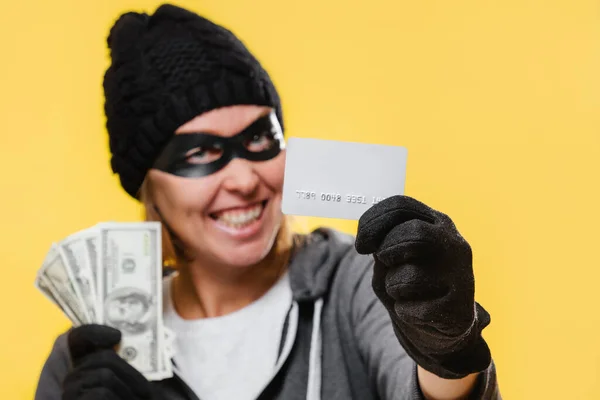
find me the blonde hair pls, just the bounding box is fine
[138,176,301,271]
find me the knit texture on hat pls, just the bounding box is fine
[103,3,283,199]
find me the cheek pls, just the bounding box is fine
[260,152,286,193]
[151,172,219,217]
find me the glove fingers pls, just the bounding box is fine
[383,263,448,303]
[475,302,491,331]
[63,367,137,400]
[74,349,153,398]
[394,293,475,336]
[374,220,447,266]
[392,314,468,354]
[356,195,438,255]
[373,261,447,317]
[68,325,122,365]
[371,262,395,310]
[74,388,118,400]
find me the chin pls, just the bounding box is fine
[215,234,277,268]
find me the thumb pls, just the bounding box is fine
[67,324,121,364]
[356,195,436,255]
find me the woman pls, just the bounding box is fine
[35,4,500,400]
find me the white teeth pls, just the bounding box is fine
[216,204,263,228]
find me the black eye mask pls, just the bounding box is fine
[152,112,285,178]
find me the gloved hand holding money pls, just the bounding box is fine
[63,324,168,400]
[34,222,175,381]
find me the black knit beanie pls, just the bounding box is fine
[103,3,283,199]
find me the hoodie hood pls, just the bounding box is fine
[287,227,357,302]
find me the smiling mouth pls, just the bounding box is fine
[209,200,268,229]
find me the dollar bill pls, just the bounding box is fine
[164,326,175,356]
[35,273,81,325]
[35,222,175,381]
[161,326,175,377]
[39,244,90,324]
[60,230,99,322]
[97,222,166,380]
[85,235,99,284]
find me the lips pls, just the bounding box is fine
[210,200,267,229]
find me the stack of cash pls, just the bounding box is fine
[35,221,174,381]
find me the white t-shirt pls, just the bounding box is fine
[163,272,293,400]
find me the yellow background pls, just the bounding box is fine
[0,0,598,398]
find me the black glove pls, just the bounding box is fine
[63,324,159,400]
[355,195,492,379]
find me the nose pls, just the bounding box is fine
[220,158,260,197]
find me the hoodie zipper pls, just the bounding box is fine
[253,302,299,399]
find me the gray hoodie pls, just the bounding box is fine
[34,227,501,400]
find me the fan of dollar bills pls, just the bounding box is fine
[34,221,175,381]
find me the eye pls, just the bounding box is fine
[245,131,276,152]
[185,146,223,164]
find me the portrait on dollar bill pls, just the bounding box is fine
[105,287,154,335]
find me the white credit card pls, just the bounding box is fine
[281,137,408,220]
